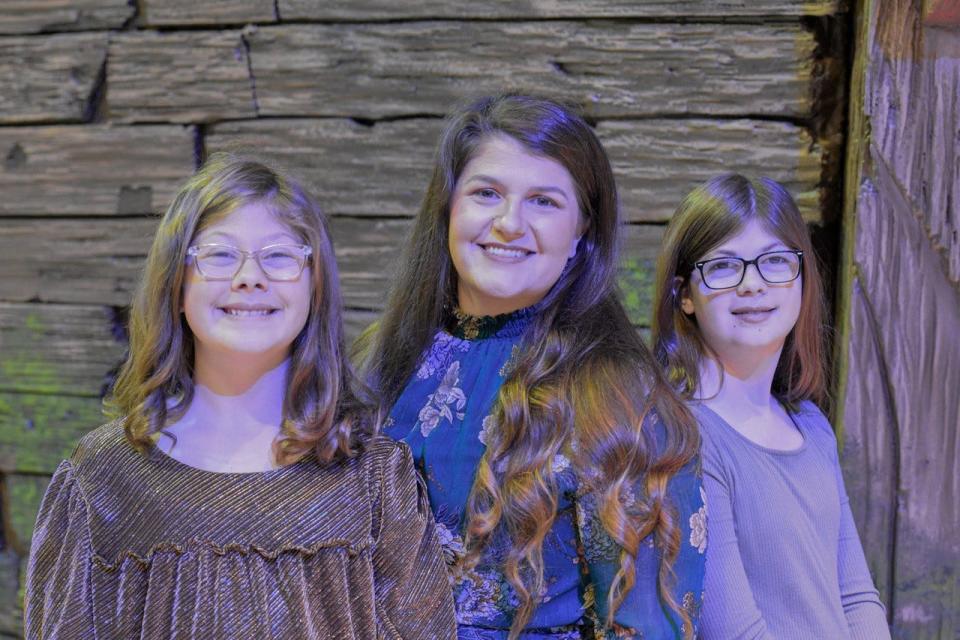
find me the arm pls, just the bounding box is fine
[699,453,776,640]
[577,459,706,640]
[24,460,95,640]
[372,442,456,640]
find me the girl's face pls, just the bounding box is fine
[448,134,585,317]
[680,219,802,367]
[182,202,312,370]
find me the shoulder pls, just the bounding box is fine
[790,400,839,447]
[355,435,416,481]
[70,418,140,476]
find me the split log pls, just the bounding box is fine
[0,32,107,124]
[140,0,275,26]
[0,125,194,216]
[0,0,132,35]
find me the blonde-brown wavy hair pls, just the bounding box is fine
[107,152,372,464]
[652,173,829,406]
[358,94,700,637]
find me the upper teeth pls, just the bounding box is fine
[483,245,528,258]
[224,308,273,317]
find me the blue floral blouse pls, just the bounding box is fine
[385,309,706,639]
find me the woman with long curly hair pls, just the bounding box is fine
[358,94,705,639]
[25,153,455,639]
[652,174,888,639]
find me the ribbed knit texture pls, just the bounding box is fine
[24,420,456,639]
[693,401,890,640]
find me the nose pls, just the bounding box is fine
[231,253,269,291]
[737,262,767,294]
[491,198,525,239]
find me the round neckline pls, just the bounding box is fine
[695,401,809,456]
[147,439,312,478]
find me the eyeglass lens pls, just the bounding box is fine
[701,251,800,289]
[194,245,306,280]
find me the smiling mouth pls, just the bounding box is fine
[219,307,279,318]
[478,243,534,260]
[731,307,776,319]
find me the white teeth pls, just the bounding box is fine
[223,308,274,317]
[482,245,529,258]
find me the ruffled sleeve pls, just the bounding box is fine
[577,458,706,640]
[24,460,95,640]
[371,441,456,639]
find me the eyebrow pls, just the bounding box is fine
[197,231,298,244]
[462,174,571,198]
[709,242,787,257]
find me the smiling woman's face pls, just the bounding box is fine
[680,218,803,367]
[448,134,585,317]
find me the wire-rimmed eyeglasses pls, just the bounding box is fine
[186,243,312,281]
[693,250,803,290]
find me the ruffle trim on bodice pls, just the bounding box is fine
[449,305,535,340]
[91,536,374,572]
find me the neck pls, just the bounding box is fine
[697,345,782,410]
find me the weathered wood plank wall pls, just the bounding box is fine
[0,1,846,635]
[836,0,959,637]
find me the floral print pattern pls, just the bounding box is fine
[689,486,707,554]
[418,361,467,437]
[416,332,471,380]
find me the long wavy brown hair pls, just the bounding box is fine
[652,173,829,406]
[107,153,372,465]
[358,94,700,637]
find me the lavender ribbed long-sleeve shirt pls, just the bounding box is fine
[692,400,890,640]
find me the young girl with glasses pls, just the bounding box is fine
[652,174,890,639]
[357,94,704,639]
[25,153,456,639]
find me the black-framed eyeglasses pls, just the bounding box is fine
[693,250,803,290]
[186,243,312,281]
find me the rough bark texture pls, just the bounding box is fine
[140,0,277,26]
[837,0,960,637]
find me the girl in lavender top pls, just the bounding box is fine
[652,174,890,639]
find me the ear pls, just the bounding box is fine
[569,217,589,258]
[674,276,695,315]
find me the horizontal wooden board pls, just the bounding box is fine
[105,22,823,122]
[0,0,132,35]
[207,117,821,223]
[0,125,194,216]
[0,217,155,306]
[4,474,49,554]
[108,30,256,123]
[281,0,840,20]
[141,0,275,26]
[0,392,104,474]
[0,32,107,124]
[0,303,125,397]
[245,21,815,120]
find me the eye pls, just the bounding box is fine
[472,187,500,201]
[704,259,740,274]
[531,195,559,208]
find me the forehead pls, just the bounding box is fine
[705,218,790,256]
[194,202,300,243]
[460,134,575,188]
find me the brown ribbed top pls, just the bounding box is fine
[25,420,456,639]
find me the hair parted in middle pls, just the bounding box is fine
[652,173,829,408]
[358,93,700,637]
[107,152,373,466]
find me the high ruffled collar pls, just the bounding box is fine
[448,305,535,340]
